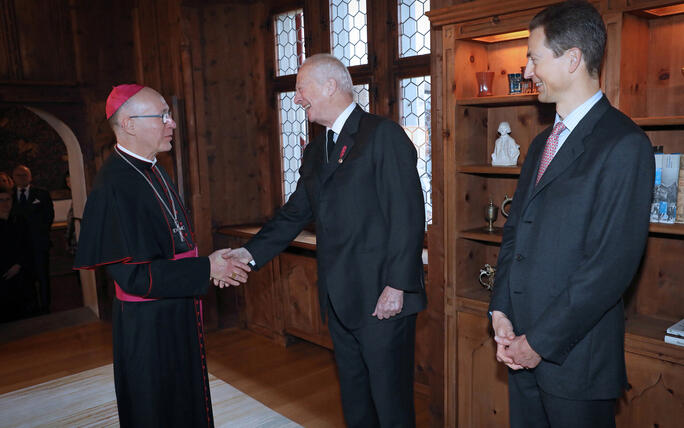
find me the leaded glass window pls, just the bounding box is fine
[275,10,305,76]
[353,84,370,111]
[278,91,308,201]
[398,0,430,58]
[330,0,368,66]
[400,76,431,226]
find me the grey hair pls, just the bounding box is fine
[302,54,354,97]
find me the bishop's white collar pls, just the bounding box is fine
[116,144,157,167]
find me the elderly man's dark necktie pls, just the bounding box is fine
[19,188,27,204]
[326,130,335,162]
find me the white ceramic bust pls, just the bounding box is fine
[491,122,520,166]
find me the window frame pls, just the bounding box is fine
[268,0,432,235]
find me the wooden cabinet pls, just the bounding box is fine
[430,0,683,426]
[280,252,333,349]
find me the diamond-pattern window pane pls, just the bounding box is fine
[353,84,370,111]
[275,10,305,76]
[279,91,308,202]
[398,0,430,58]
[330,0,368,66]
[400,76,431,227]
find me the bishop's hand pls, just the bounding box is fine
[209,248,250,287]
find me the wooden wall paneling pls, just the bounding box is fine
[620,0,684,11]
[426,14,446,427]
[132,1,163,91]
[414,301,431,391]
[441,23,459,428]
[199,2,273,227]
[646,13,684,117]
[68,0,137,190]
[482,39,528,98]
[0,0,22,80]
[632,236,684,321]
[643,128,684,153]
[132,0,176,175]
[618,13,649,117]
[302,0,328,56]
[258,2,285,217]
[180,4,214,257]
[452,40,487,100]
[12,0,76,82]
[602,12,623,105]
[368,0,393,118]
[457,311,509,428]
[616,352,684,427]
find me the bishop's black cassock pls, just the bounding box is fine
[75,147,213,428]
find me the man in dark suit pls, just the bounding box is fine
[12,164,54,314]
[489,2,654,427]
[228,53,426,427]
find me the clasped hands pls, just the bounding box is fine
[491,310,541,370]
[208,247,253,288]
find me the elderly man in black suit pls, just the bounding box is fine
[12,164,54,314]
[228,53,426,427]
[489,2,654,427]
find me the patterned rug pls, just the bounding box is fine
[0,364,301,427]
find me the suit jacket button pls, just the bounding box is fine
[515,254,523,261]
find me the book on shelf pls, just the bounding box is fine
[676,154,684,224]
[666,318,684,337]
[665,335,684,347]
[650,153,663,223]
[664,318,684,347]
[651,153,680,224]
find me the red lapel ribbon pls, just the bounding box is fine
[338,145,348,163]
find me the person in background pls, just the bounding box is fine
[0,172,13,189]
[0,185,31,322]
[64,172,77,255]
[11,164,54,314]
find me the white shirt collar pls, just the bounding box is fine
[116,143,157,166]
[555,90,603,131]
[17,185,30,196]
[327,102,357,138]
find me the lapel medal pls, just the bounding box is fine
[338,145,347,164]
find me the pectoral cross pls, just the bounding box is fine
[173,223,186,243]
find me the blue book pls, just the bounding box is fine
[658,154,680,224]
[650,153,663,223]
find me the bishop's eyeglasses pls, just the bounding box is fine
[129,111,173,124]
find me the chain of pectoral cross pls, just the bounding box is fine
[115,147,186,242]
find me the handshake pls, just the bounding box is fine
[208,247,254,288]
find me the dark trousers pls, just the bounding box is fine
[33,248,50,312]
[327,304,417,428]
[508,369,616,428]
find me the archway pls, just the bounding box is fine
[25,107,98,317]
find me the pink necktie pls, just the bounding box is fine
[536,121,566,185]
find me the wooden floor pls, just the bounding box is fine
[0,321,430,427]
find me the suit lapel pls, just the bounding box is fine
[319,105,364,186]
[523,96,610,210]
